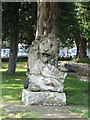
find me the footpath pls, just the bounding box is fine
[0,102,88,119]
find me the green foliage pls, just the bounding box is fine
[2,2,37,48]
[58,2,90,48]
[58,3,76,47]
[19,2,37,46]
[72,58,90,64]
[1,57,28,62]
[58,56,72,61]
[75,3,90,39]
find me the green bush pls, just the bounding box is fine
[58,56,72,61]
[2,57,9,62]
[2,57,28,62]
[72,58,90,64]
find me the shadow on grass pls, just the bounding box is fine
[1,71,26,103]
[1,68,89,106]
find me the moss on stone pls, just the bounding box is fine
[29,87,40,92]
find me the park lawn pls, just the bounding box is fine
[0,62,89,118]
[1,62,88,105]
[64,75,88,107]
[1,62,27,103]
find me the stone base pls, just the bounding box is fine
[22,89,66,106]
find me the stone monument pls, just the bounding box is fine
[22,34,67,106]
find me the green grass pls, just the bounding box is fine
[0,106,41,119]
[64,75,88,106]
[9,110,41,118]
[69,108,89,119]
[0,62,89,118]
[0,106,7,118]
[72,58,90,64]
[1,62,27,103]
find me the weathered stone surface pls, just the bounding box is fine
[28,74,64,92]
[22,34,67,105]
[22,89,66,106]
[24,78,29,89]
[65,63,90,76]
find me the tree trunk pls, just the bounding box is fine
[7,30,19,74]
[22,1,67,106]
[0,2,2,69]
[0,39,2,69]
[36,2,59,38]
[75,35,87,59]
[7,3,20,74]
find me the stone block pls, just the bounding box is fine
[22,89,66,106]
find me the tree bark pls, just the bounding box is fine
[36,1,59,38]
[0,39,2,69]
[0,2,2,69]
[7,3,20,74]
[7,30,19,74]
[75,35,87,59]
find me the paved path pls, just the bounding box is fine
[0,102,88,119]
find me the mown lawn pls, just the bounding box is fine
[1,62,27,103]
[64,75,88,106]
[64,74,89,118]
[0,62,89,118]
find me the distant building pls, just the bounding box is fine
[59,47,90,58]
[1,43,28,58]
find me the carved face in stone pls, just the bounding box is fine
[39,36,58,63]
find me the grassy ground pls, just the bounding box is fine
[0,106,41,119]
[0,62,89,118]
[64,75,88,106]
[1,62,27,103]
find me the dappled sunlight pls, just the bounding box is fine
[15,78,21,81]
[16,69,27,72]
[1,62,26,102]
[3,95,13,99]
[2,86,23,89]
[1,62,88,106]
[65,87,81,91]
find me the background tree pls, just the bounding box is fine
[59,2,90,58]
[3,3,20,74]
[0,2,2,69]
[2,2,37,74]
[75,3,90,58]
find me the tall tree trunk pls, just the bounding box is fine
[7,3,20,74]
[0,2,2,69]
[75,35,87,59]
[0,39,2,69]
[36,2,59,38]
[7,30,19,74]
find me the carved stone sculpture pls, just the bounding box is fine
[22,34,67,105]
